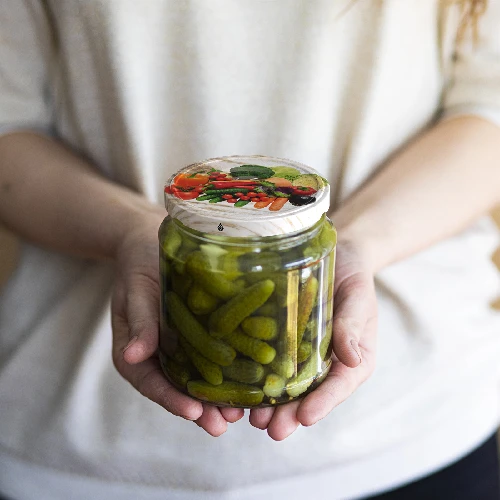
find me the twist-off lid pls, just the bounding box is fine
[164,155,330,237]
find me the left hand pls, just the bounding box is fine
[111,212,245,437]
[249,238,378,440]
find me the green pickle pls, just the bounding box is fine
[263,373,287,398]
[252,302,278,317]
[297,341,312,363]
[166,291,236,366]
[283,270,300,363]
[159,204,336,407]
[219,252,244,280]
[187,284,219,315]
[159,353,192,389]
[286,354,319,398]
[179,337,223,386]
[270,353,295,379]
[172,344,189,365]
[160,223,182,260]
[303,318,319,341]
[225,329,276,365]
[241,316,278,340]
[187,380,264,407]
[222,359,265,384]
[296,276,319,345]
[209,280,275,337]
[185,251,243,300]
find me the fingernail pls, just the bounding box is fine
[350,339,362,364]
[123,335,139,352]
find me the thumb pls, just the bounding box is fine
[123,275,160,364]
[332,272,375,368]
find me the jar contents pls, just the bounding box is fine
[159,157,336,408]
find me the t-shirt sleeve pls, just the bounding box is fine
[0,0,55,137]
[441,0,500,127]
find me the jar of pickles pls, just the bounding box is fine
[158,155,336,408]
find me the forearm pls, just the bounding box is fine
[0,132,164,260]
[331,116,500,273]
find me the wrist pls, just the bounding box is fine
[114,204,166,264]
[329,210,386,275]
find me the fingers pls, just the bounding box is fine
[117,356,204,421]
[266,401,301,441]
[296,365,356,426]
[122,275,160,364]
[195,404,228,437]
[220,407,245,423]
[249,407,275,430]
[332,271,376,368]
[249,364,362,437]
[112,307,204,421]
[297,318,376,427]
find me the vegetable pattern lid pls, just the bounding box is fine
[164,155,330,237]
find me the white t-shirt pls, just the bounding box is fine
[1,1,500,499]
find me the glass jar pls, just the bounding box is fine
[158,156,336,408]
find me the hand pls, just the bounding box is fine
[111,212,244,436]
[249,238,378,440]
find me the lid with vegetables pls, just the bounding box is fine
[164,155,330,237]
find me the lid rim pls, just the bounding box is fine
[171,214,328,245]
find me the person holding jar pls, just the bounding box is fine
[0,1,499,499]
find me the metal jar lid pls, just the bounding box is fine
[164,155,330,237]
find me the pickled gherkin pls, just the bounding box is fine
[286,331,333,398]
[252,302,278,318]
[179,337,223,386]
[199,243,227,269]
[270,353,295,379]
[187,284,219,315]
[171,270,192,300]
[302,237,323,262]
[273,273,291,308]
[160,222,182,260]
[241,316,278,340]
[296,276,318,345]
[319,222,337,250]
[166,291,236,366]
[185,251,244,300]
[220,252,244,280]
[209,280,275,337]
[319,326,333,360]
[222,359,265,384]
[187,380,264,407]
[303,318,319,341]
[225,329,276,365]
[172,345,189,365]
[173,241,198,275]
[263,373,287,398]
[283,270,300,363]
[286,355,318,398]
[297,341,312,363]
[159,353,192,389]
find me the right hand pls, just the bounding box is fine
[249,237,378,440]
[111,211,244,435]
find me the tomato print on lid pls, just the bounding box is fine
[164,155,330,237]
